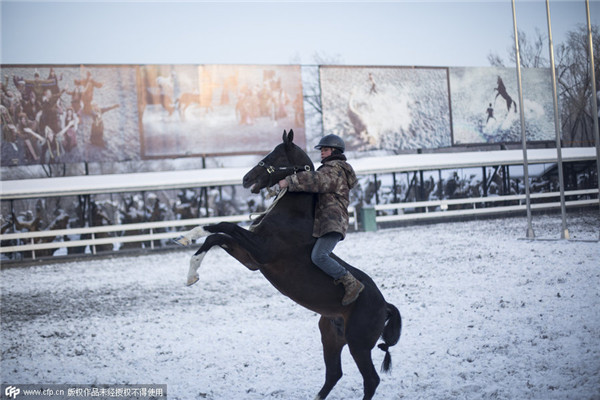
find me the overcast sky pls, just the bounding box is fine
[0,0,598,67]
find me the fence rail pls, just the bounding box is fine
[0,208,358,259]
[373,189,598,223]
[2,189,597,260]
[1,147,598,260]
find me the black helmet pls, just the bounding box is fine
[315,134,345,153]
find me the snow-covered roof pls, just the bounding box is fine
[0,147,596,200]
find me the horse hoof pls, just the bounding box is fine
[172,236,190,247]
[186,274,199,286]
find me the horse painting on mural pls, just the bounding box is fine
[494,76,518,114]
[174,130,402,400]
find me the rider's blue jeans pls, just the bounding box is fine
[311,232,347,280]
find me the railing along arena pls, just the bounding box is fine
[1,147,597,259]
[1,189,597,259]
[0,210,358,259]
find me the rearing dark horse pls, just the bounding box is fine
[175,130,401,400]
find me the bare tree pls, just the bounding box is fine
[555,24,600,146]
[487,28,549,68]
[290,51,343,143]
[488,25,599,147]
[301,51,343,116]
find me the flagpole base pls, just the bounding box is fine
[526,227,535,239]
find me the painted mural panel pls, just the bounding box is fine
[320,66,452,152]
[137,65,305,158]
[1,65,140,166]
[450,67,555,144]
[1,64,305,166]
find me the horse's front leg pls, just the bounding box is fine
[204,222,271,264]
[186,232,265,286]
[173,222,246,246]
[173,225,208,247]
[187,249,206,286]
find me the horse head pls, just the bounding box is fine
[243,129,314,194]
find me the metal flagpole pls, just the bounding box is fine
[584,0,600,242]
[545,0,569,239]
[511,0,535,239]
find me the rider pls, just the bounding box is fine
[279,134,364,305]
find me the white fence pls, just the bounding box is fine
[0,209,358,260]
[1,189,597,259]
[1,147,598,260]
[373,189,598,223]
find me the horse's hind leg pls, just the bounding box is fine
[348,344,379,400]
[315,317,346,400]
[345,306,386,400]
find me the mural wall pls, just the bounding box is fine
[319,65,556,152]
[449,67,555,145]
[1,64,306,166]
[1,65,139,166]
[320,66,453,152]
[0,63,557,167]
[137,65,305,158]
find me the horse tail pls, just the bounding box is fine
[378,302,402,373]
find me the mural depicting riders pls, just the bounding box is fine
[450,67,555,145]
[1,64,306,166]
[1,65,140,166]
[137,65,306,158]
[2,64,557,166]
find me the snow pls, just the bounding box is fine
[1,211,599,399]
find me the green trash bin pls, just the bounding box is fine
[360,206,377,232]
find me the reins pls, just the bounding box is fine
[247,160,312,232]
[248,187,287,232]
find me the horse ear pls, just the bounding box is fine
[282,129,294,146]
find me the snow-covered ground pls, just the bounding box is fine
[1,211,599,400]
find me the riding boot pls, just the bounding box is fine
[335,272,365,306]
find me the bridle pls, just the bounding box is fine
[257,160,312,189]
[257,161,312,175]
[248,160,312,221]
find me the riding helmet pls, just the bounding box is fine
[315,134,345,153]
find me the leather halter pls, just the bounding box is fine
[257,160,312,188]
[257,161,312,174]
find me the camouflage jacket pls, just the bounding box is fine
[285,154,357,239]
